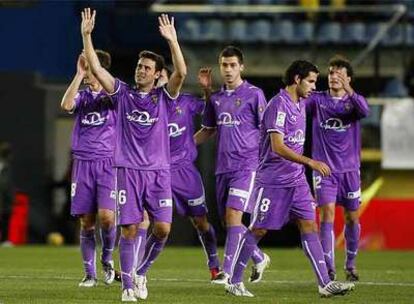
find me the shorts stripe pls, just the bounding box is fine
[114,168,119,226]
[243,171,256,212]
[249,187,264,229]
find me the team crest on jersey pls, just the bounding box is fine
[235,98,242,107]
[215,100,220,106]
[151,95,158,104]
[126,110,159,126]
[175,106,182,115]
[344,102,351,111]
[81,112,107,126]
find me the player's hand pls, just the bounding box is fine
[308,159,331,177]
[198,67,212,90]
[81,8,96,36]
[337,71,354,96]
[76,54,87,77]
[158,14,177,42]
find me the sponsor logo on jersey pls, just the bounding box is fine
[320,118,351,132]
[288,129,305,145]
[217,112,241,127]
[126,110,159,126]
[168,123,186,138]
[81,112,107,126]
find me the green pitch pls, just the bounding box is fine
[0,246,413,303]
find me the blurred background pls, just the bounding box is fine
[0,0,413,250]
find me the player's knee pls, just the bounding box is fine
[121,224,137,240]
[153,223,170,239]
[298,220,318,234]
[344,208,359,224]
[192,216,209,232]
[251,228,267,239]
[98,212,115,229]
[320,204,335,222]
[225,208,242,226]
[80,214,96,230]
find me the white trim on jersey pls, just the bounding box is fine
[267,129,284,135]
[249,187,264,229]
[108,81,122,96]
[163,85,179,100]
[201,124,217,129]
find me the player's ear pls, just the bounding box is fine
[294,74,301,85]
[155,70,161,80]
[240,64,245,72]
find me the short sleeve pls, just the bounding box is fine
[255,90,267,127]
[305,93,317,113]
[189,95,205,115]
[201,100,217,128]
[108,78,128,104]
[263,97,287,135]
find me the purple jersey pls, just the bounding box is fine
[71,87,116,160]
[167,93,204,169]
[307,91,370,173]
[202,81,267,174]
[110,79,173,170]
[256,89,307,187]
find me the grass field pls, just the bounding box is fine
[0,246,413,303]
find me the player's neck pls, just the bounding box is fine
[136,83,154,93]
[285,86,299,103]
[329,88,346,98]
[89,83,102,93]
[224,78,243,91]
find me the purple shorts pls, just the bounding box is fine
[215,170,256,219]
[250,184,316,230]
[70,158,116,216]
[115,168,172,226]
[313,171,361,211]
[171,164,207,217]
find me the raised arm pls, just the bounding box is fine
[81,8,115,94]
[337,71,370,119]
[270,133,331,177]
[61,54,86,112]
[159,14,187,98]
[198,67,213,101]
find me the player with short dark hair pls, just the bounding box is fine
[225,60,355,298]
[81,8,187,302]
[194,45,269,285]
[308,55,369,281]
[61,49,117,288]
